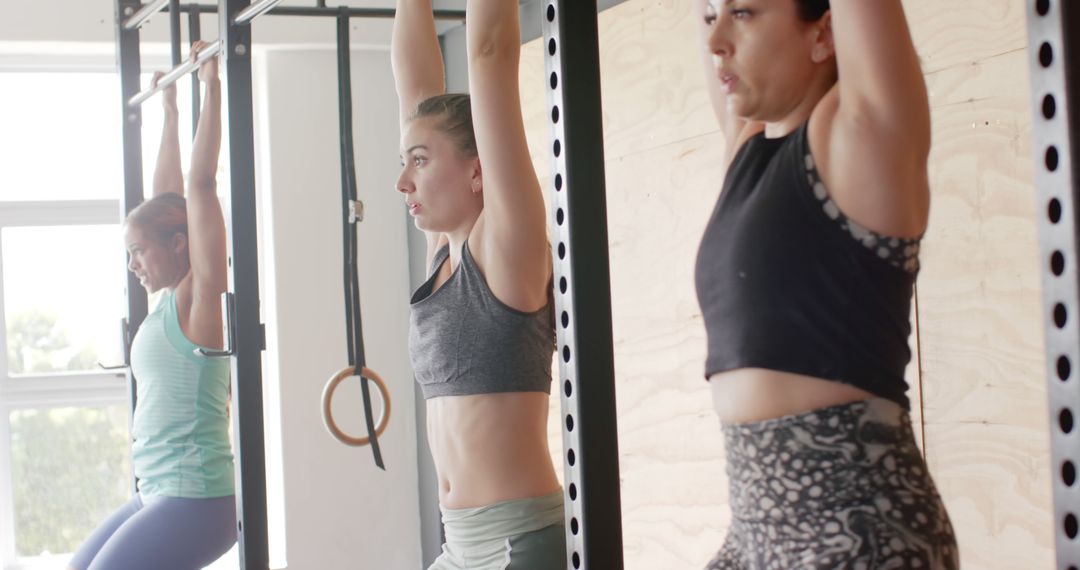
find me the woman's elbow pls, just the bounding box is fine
[467,24,518,63]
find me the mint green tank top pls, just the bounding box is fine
[130,289,235,498]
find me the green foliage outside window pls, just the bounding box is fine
[6,312,98,374]
[5,310,130,557]
[10,407,131,558]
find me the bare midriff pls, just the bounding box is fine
[708,368,878,425]
[427,391,561,510]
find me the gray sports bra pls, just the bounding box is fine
[408,241,554,399]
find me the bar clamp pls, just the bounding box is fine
[348,199,364,224]
[196,292,237,357]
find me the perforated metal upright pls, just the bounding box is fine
[218,0,270,566]
[1026,1,1080,567]
[541,2,624,568]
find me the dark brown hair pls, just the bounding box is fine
[796,0,829,22]
[413,93,477,158]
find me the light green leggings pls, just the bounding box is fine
[429,490,566,570]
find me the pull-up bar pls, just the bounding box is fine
[124,1,465,108]
[165,2,466,21]
[125,0,467,30]
[127,39,222,107]
[121,0,170,29]
[233,0,283,25]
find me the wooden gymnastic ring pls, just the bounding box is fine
[321,366,391,447]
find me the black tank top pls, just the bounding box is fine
[694,123,918,410]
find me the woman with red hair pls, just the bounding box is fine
[69,41,236,570]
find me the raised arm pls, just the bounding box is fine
[466,0,549,309]
[151,71,184,197]
[817,0,931,237]
[393,0,448,263]
[392,0,446,128]
[830,0,928,138]
[184,41,228,349]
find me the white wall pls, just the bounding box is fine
[256,46,421,568]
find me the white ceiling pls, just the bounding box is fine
[0,0,627,54]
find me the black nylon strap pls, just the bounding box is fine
[337,12,384,469]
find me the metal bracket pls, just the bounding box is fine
[196,292,237,357]
[348,199,364,223]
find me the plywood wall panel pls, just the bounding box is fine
[594,0,715,161]
[917,103,1043,426]
[925,49,1031,109]
[904,0,1027,73]
[520,38,551,183]
[913,35,1052,568]
[923,423,1053,569]
[602,132,729,570]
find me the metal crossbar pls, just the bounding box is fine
[126,39,222,106]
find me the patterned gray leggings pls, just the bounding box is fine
[707,398,958,570]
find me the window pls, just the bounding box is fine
[0,73,124,202]
[8,406,131,559]
[0,72,200,203]
[3,226,125,375]
[0,63,225,569]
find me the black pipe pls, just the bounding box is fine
[169,0,182,66]
[219,0,270,565]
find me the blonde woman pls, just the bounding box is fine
[393,1,566,568]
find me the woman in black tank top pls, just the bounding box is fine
[693,1,958,567]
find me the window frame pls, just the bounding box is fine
[0,49,238,569]
[0,200,129,568]
[0,51,173,568]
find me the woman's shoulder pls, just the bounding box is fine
[725,122,767,170]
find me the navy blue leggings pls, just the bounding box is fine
[69,494,236,570]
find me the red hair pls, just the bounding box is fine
[125,193,188,247]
